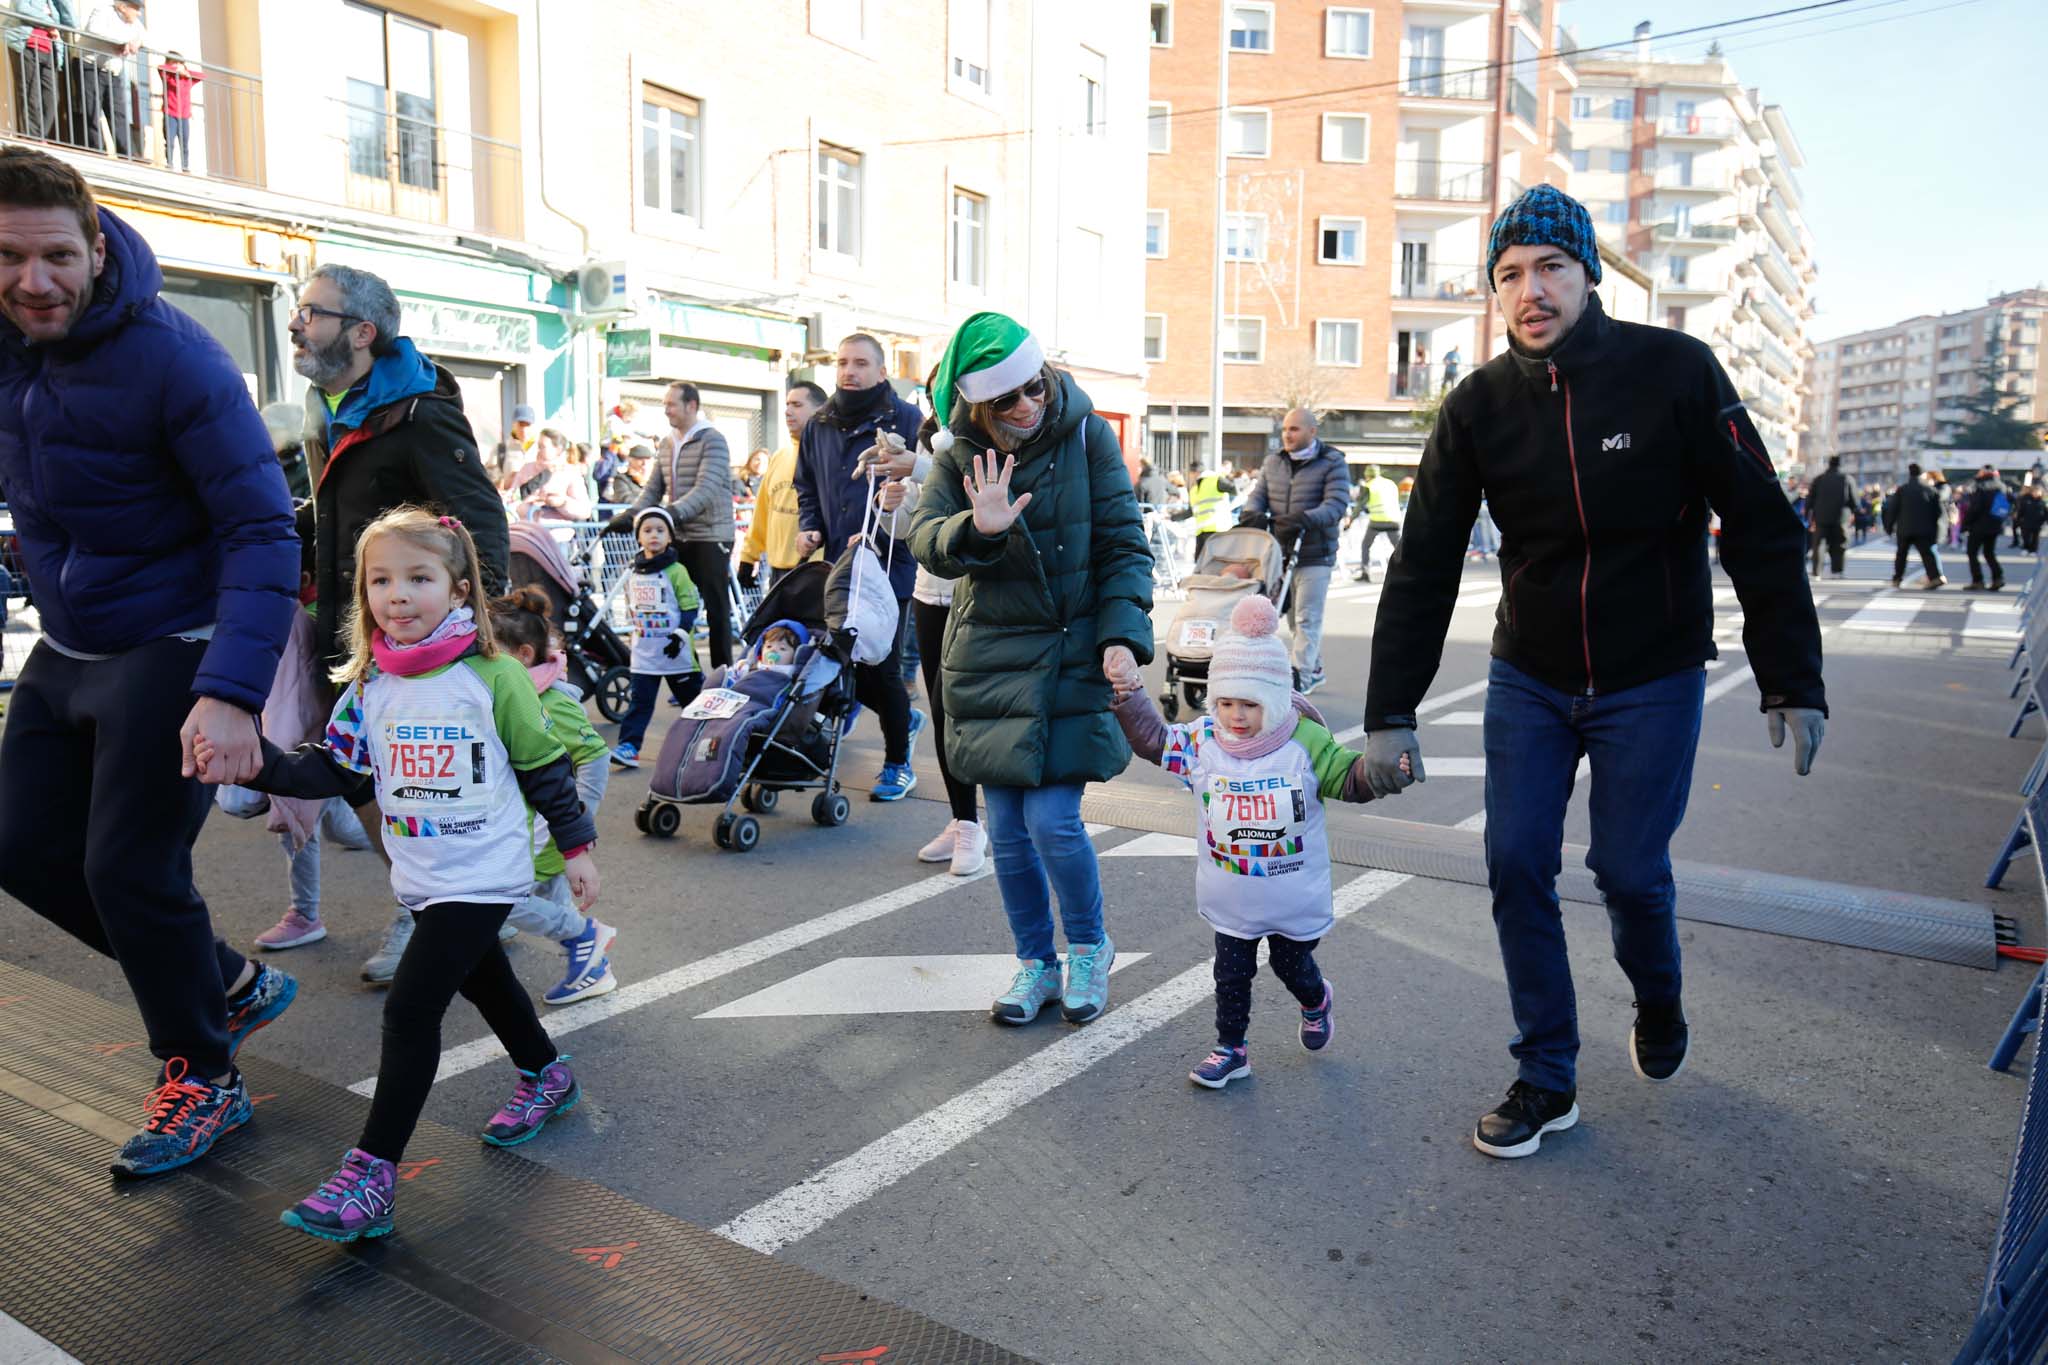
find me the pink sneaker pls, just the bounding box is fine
[255,909,326,951]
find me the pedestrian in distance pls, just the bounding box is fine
[489,587,622,1006]
[1108,594,1400,1088]
[1885,462,1946,589]
[607,506,704,769]
[158,51,201,171]
[1806,455,1854,579]
[1347,463,1403,582]
[0,147,301,1178]
[4,1,73,145]
[737,381,828,594]
[516,428,593,522]
[1963,463,2010,592]
[204,508,600,1244]
[2017,484,2047,555]
[605,381,736,668]
[1239,407,1350,695]
[909,311,1154,1027]
[1360,184,1827,1160]
[794,335,928,802]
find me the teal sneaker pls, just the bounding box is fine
[1060,936,1115,1024]
[990,958,1063,1026]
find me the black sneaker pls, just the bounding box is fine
[1472,1080,1579,1160]
[1629,998,1688,1082]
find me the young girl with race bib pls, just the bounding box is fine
[490,586,621,1006]
[609,506,703,769]
[214,508,601,1243]
[1108,594,1398,1089]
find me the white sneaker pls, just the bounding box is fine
[361,907,414,984]
[949,821,987,877]
[918,819,959,864]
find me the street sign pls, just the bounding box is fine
[605,328,653,379]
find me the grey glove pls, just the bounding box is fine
[1767,707,1825,776]
[1364,727,1424,798]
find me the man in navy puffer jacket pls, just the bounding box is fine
[0,147,299,1178]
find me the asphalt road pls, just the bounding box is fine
[0,535,2037,1363]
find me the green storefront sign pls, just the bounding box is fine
[605,328,653,379]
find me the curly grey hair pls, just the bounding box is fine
[308,263,401,356]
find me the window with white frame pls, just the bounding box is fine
[1149,1,1171,45]
[1145,209,1168,258]
[1667,254,1688,285]
[815,144,862,260]
[1610,96,1633,120]
[1318,216,1363,264]
[1223,315,1265,363]
[640,84,701,224]
[1148,102,1171,153]
[1143,313,1166,362]
[1316,319,1362,366]
[950,0,991,93]
[811,0,865,45]
[1226,107,1270,157]
[1078,47,1107,136]
[1229,3,1273,51]
[1326,7,1372,58]
[950,188,986,289]
[1571,95,1591,118]
[1603,200,1627,225]
[1321,113,1369,163]
[1570,149,1589,173]
[1223,213,1266,262]
[1608,149,1629,173]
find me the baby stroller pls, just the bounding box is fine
[508,521,634,721]
[1159,525,1295,719]
[635,560,857,852]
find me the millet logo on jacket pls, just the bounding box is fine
[1601,432,1632,452]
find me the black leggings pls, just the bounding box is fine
[358,900,557,1162]
[914,598,977,822]
[853,598,913,766]
[678,540,734,668]
[1213,932,1325,1048]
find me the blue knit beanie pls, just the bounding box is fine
[1486,184,1601,292]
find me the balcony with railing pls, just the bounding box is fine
[1392,262,1485,305]
[1651,219,1739,245]
[1395,158,1490,203]
[1758,330,1801,382]
[1399,61,1495,102]
[1654,164,1734,194]
[1659,113,1738,141]
[1551,118,1572,159]
[1555,26,1581,82]
[332,96,522,238]
[1388,363,1455,401]
[0,19,263,185]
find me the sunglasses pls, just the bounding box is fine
[991,377,1047,412]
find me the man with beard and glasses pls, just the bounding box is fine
[1358,184,1827,1161]
[0,146,298,1177]
[794,333,926,802]
[288,261,508,983]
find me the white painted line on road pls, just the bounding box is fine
[1843,592,1925,633]
[1702,663,1757,707]
[1429,710,1485,726]
[0,1311,79,1365]
[714,869,1413,1255]
[1333,676,1491,744]
[1966,600,2022,638]
[1100,831,1198,858]
[1425,756,1488,777]
[349,868,993,1095]
[698,953,1152,1019]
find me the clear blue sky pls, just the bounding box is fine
[1559,0,2046,340]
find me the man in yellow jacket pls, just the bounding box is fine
[739,381,828,591]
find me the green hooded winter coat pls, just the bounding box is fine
[909,372,1155,788]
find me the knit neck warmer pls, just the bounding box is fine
[633,545,679,574]
[371,605,477,676]
[527,649,567,694]
[1210,706,1302,761]
[826,381,891,425]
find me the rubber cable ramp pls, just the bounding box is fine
[846,763,1998,969]
[0,960,1034,1365]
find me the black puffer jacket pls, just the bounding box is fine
[1366,295,1824,727]
[1886,480,1941,541]
[1241,441,1352,567]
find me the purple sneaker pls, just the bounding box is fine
[481,1056,580,1147]
[1299,981,1334,1053]
[280,1147,396,1243]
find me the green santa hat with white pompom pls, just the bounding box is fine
[927,310,1045,455]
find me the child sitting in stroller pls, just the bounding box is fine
[726,620,807,683]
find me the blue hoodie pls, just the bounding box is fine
[0,208,298,710]
[322,336,442,442]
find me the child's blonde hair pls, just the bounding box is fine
[331,506,498,687]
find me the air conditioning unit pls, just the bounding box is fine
[573,259,640,320]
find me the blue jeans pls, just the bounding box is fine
[1482,657,1703,1091]
[618,670,702,750]
[217,788,367,917]
[983,783,1105,963]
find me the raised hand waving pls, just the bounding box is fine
[965,450,1034,537]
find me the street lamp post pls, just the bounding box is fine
[1208,0,1229,474]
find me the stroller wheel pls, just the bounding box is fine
[741,783,780,814]
[728,815,761,853]
[811,792,850,828]
[646,802,681,839]
[713,813,735,849]
[633,802,650,834]
[595,666,633,723]
[1160,690,1180,721]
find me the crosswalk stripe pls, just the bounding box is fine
[1843,592,1925,633]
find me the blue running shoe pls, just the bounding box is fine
[907,707,927,749]
[870,762,918,802]
[225,963,297,1060]
[482,1057,580,1146]
[1190,1045,1250,1089]
[838,702,865,738]
[609,742,640,769]
[545,920,618,1006]
[1060,936,1115,1024]
[110,1059,252,1178]
[1299,981,1334,1053]
[990,958,1064,1025]
[281,1147,397,1243]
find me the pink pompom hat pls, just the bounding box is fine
[1208,594,1293,736]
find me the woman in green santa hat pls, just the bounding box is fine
[908,311,1155,1027]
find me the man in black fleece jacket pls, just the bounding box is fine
[1360,185,1827,1160]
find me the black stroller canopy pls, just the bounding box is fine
[741,560,832,646]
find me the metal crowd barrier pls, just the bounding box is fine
[0,506,33,695]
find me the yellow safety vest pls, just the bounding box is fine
[1190,474,1230,533]
[1366,477,1400,523]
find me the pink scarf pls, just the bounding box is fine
[527,649,567,694]
[1211,692,1312,761]
[371,605,478,677]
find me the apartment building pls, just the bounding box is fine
[1144,0,1577,472]
[1807,289,2048,485]
[0,0,1148,456]
[1570,29,1818,470]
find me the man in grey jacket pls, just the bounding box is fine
[1241,408,1350,694]
[607,381,736,665]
